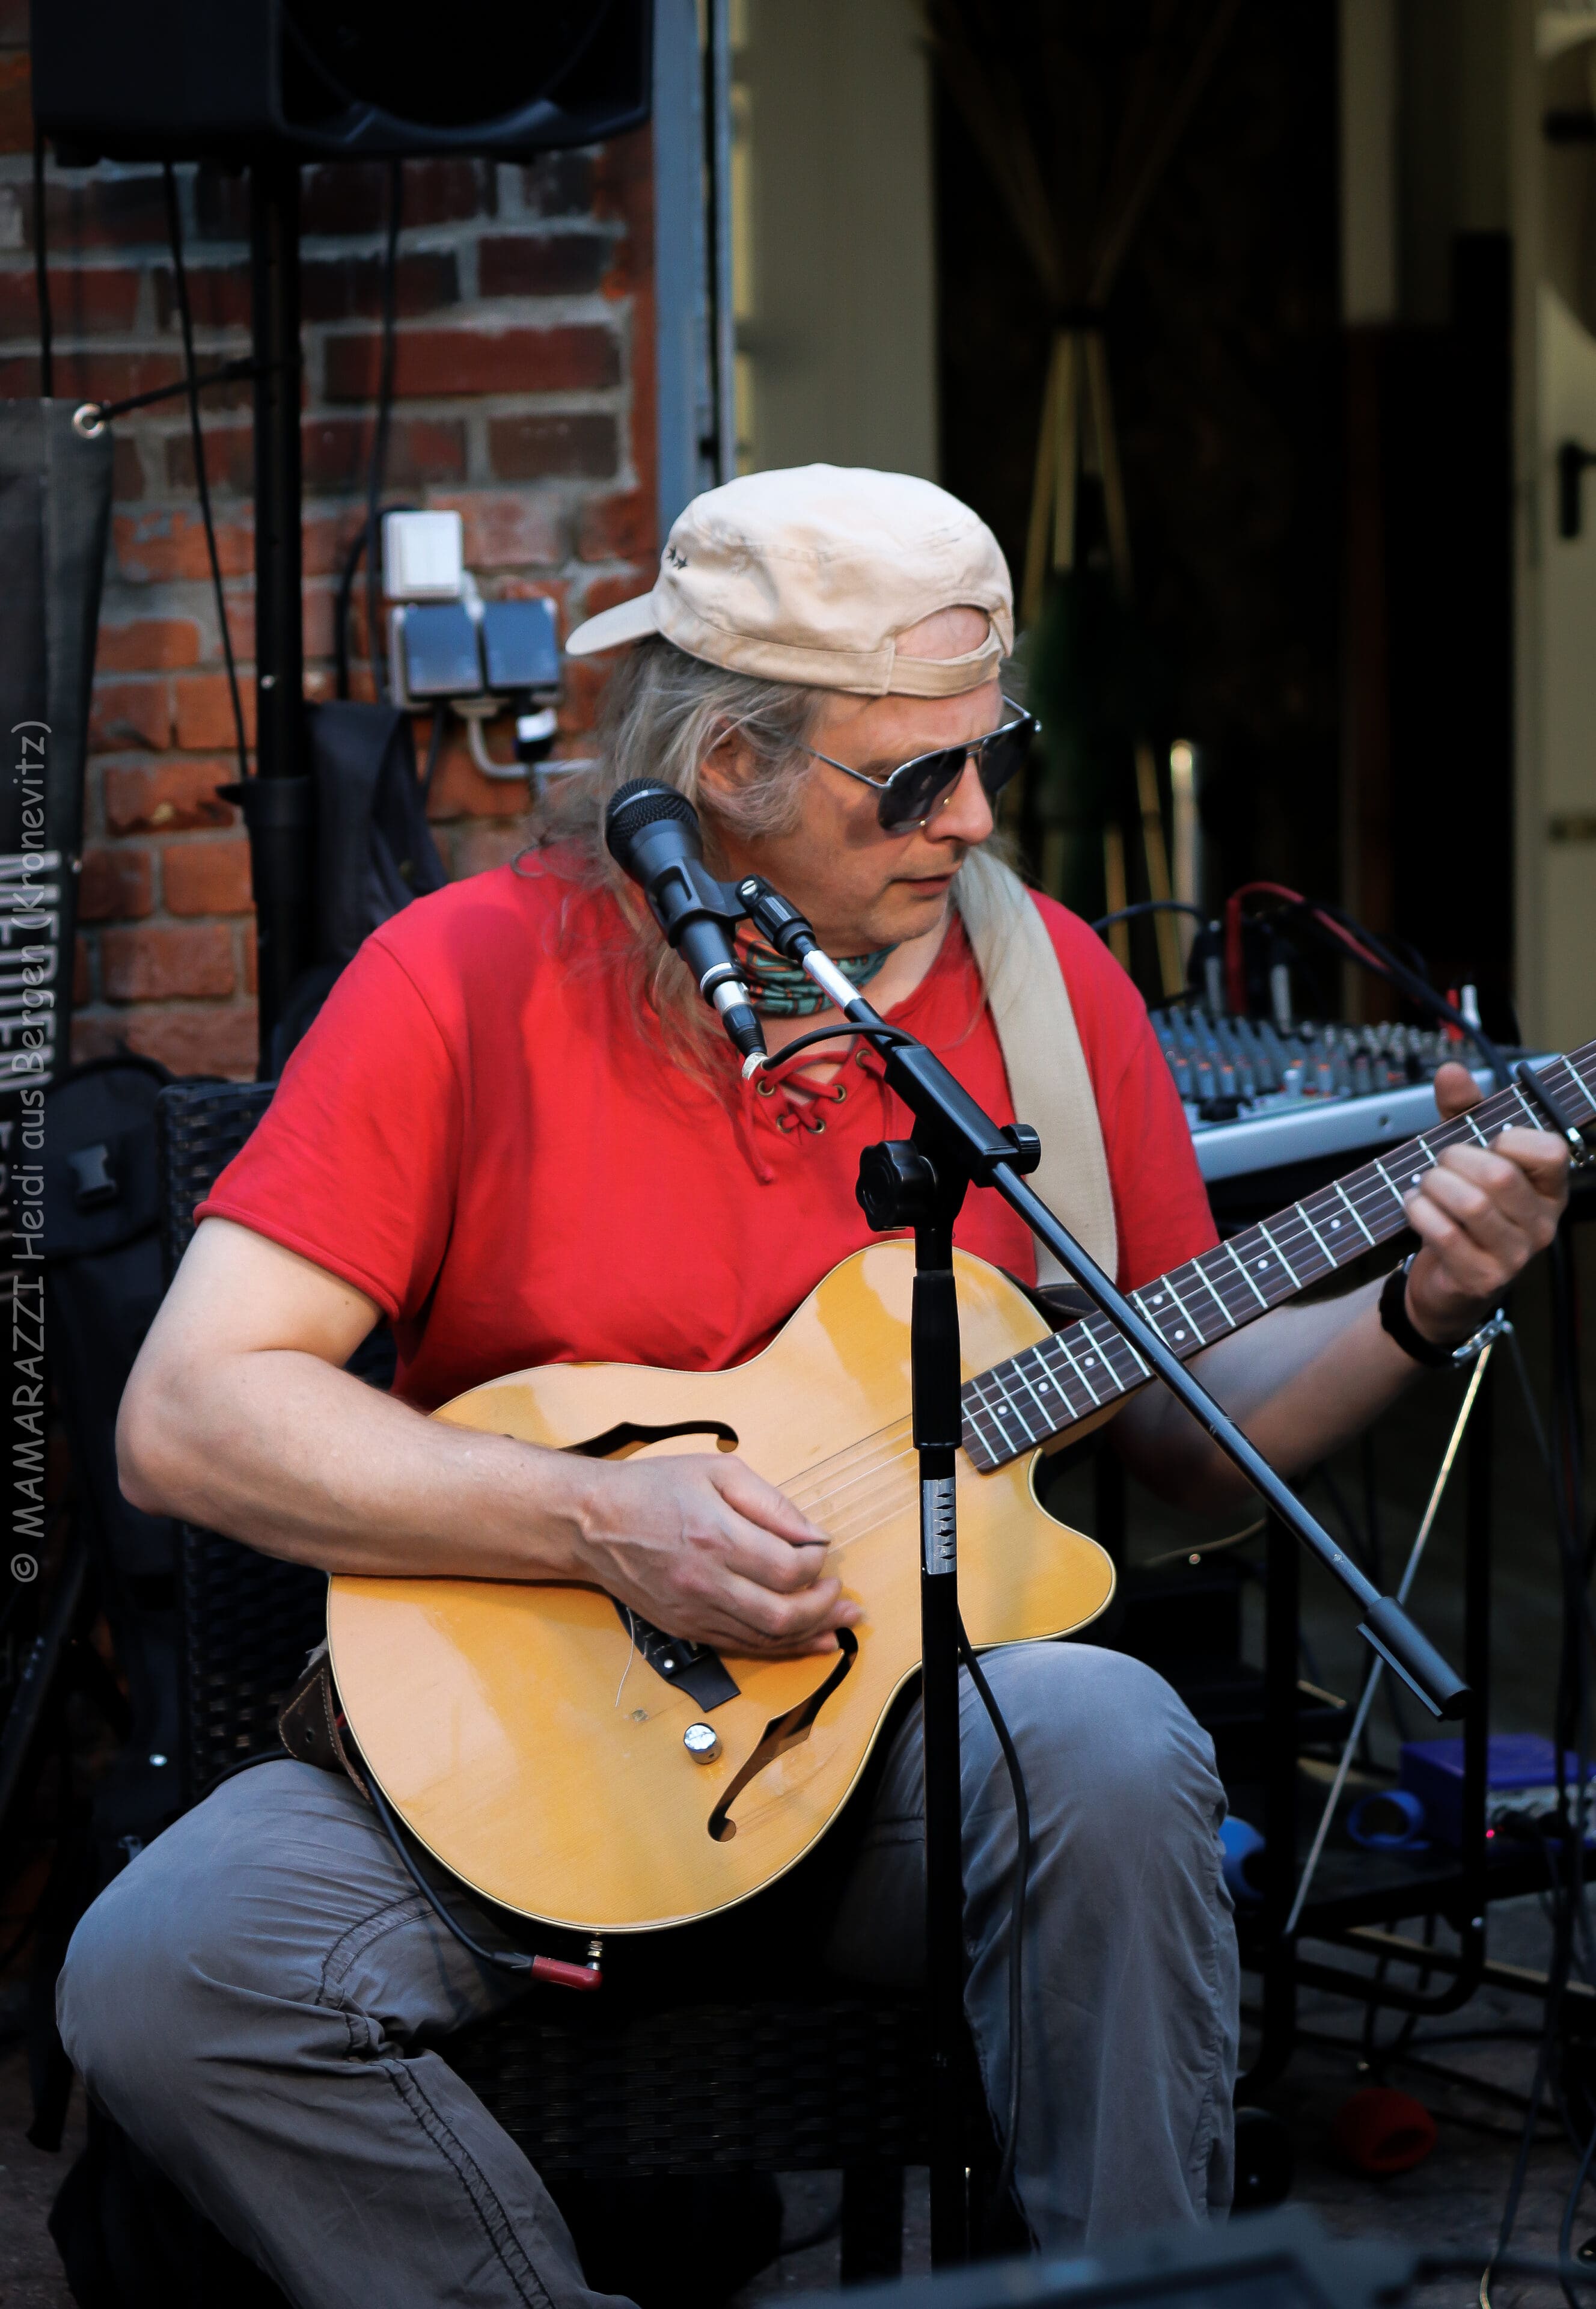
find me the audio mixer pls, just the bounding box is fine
[1151,1010,1513,1186]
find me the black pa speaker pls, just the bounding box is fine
[30,0,650,165]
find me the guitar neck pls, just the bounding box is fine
[961,1041,1596,1472]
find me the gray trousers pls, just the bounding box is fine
[58,1643,1238,2308]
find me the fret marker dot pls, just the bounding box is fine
[1039,1381,1051,1391]
[1085,1355,1096,1366]
[1411,1174,1420,1186]
[1330,1218,1340,1229]
[1175,1328,1187,1340]
[1257,1259,1268,1270]
[1154,1294,1166,1306]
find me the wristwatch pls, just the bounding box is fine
[1378,1253,1506,1369]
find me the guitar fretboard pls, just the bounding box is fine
[960,1041,1596,1472]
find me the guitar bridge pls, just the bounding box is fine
[614,1600,740,1710]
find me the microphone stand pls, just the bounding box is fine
[732,874,1468,2267]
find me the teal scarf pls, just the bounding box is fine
[736,938,893,1017]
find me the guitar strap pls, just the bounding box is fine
[955,855,1119,1288]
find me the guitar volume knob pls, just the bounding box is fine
[683,1723,721,1764]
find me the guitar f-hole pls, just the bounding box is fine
[569,1419,739,1459]
[708,1630,859,1843]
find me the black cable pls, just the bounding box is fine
[367,1777,534,1975]
[32,132,52,399]
[422,707,448,803]
[752,1022,914,1072]
[162,163,249,788]
[1282,894,1509,1089]
[1562,2117,1596,2309]
[1091,899,1205,935]
[955,1613,1030,2222]
[76,358,260,431]
[1489,1265,1594,2283]
[335,502,418,702]
[364,162,403,702]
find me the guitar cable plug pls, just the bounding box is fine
[368,1780,602,1990]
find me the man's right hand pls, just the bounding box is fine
[567,1452,860,1658]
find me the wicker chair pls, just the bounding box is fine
[157,1078,957,2287]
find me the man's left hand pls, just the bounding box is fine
[1402,1061,1570,1345]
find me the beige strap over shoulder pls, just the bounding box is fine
[955,852,1119,1287]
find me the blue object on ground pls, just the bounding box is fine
[1219,1815,1266,1905]
[1346,1787,1427,1851]
[1399,1733,1596,1851]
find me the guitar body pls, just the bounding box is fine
[327,1242,1115,1933]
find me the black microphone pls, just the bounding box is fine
[604,782,766,1068]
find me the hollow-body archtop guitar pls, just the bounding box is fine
[326,1041,1596,1934]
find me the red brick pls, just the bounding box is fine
[302,511,370,580]
[103,758,237,836]
[0,54,32,155]
[494,574,572,629]
[112,434,144,503]
[577,488,655,563]
[425,732,530,822]
[323,324,619,403]
[299,158,497,237]
[34,173,168,251]
[118,1004,258,1079]
[0,266,139,341]
[162,836,254,916]
[151,250,460,334]
[74,934,91,1007]
[478,233,608,298]
[453,821,535,877]
[103,922,235,1002]
[79,845,154,922]
[558,658,607,735]
[115,510,253,583]
[595,130,652,280]
[305,250,459,324]
[299,415,466,492]
[521,153,596,219]
[242,931,257,997]
[578,566,653,621]
[151,261,251,333]
[191,167,251,244]
[432,491,564,571]
[96,618,203,674]
[0,0,31,41]
[0,349,181,404]
[302,587,337,661]
[89,678,173,753]
[174,673,257,752]
[164,425,254,497]
[488,412,617,482]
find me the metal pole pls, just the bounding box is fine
[245,160,313,1077]
[705,0,736,483]
[913,1206,968,2266]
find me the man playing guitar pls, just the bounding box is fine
[60,467,1566,2306]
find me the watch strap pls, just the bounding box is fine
[1378,1256,1463,1369]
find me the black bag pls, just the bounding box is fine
[269,702,448,1071]
[43,1056,182,1851]
[311,701,448,967]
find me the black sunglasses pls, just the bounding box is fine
[807,697,1038,832]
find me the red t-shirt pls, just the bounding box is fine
[199,857,1217,1409]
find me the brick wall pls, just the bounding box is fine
[2,19,656,1077]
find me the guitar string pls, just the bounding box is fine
[678,1083,1596,1538]
[614,1604,638,1706]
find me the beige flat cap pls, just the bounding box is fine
[564,464,1012,697]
